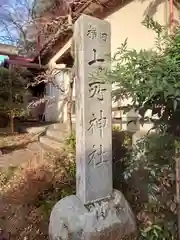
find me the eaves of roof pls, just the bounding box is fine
[34,0,129,65]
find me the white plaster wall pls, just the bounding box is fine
[105,0,169,55]
[46,0,180,129]
[104,0,179,131]
[44,71,70,122]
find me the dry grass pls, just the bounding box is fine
[0,148,76,239]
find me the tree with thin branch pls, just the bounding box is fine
[0,0,37,55]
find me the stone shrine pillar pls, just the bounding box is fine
[75,13,112,205]
[49,14,136,240]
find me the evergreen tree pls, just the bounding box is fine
[0,67,26,132]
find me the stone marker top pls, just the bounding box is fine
[74,14,112,205]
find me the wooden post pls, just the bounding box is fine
[67,69,75,135]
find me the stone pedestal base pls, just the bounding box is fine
[49,189,136,240]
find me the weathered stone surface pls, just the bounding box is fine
[75,14,112,205]
[49,14,136,240]
[49,190,136,240]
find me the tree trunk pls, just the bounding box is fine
[10,112,14,134]
[67,70,74,135]
[9,65,14,134]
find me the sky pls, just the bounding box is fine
[0,0,34,45]
[0,0,34,60]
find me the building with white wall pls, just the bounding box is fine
[37,0,180,131]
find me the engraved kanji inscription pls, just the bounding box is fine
[89,81,107,101]
[88,145,108,166]
[100,32,108,42]
[87,110,107,137]
[75,15,112,204]
[88,49,105,66]
[87,24,97,40]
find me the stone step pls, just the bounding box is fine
[51,123,76,132]
[46,129,68,142]
[39,136,64,152]
[50,123,68,131]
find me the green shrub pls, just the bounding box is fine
[65,132,76,151]
[122,133,176,238]
[139,224,175,239]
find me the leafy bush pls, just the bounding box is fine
[102,17,180,238]
[122,133,176,239]
[65,132,76,151]
[0,67,27,132]
[106,18,180,136]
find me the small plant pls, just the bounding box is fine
[123,133,131,147]
[112,125,121,132]
[68,160,76,179]
[36,151,76,219]
[38,185,74,219]
[0,166,17,187]
[60,187,74,198]
[139,224,174,239]
[65,132,76,151]
[38,199,56,219]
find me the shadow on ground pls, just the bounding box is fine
[0,140,36,155]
